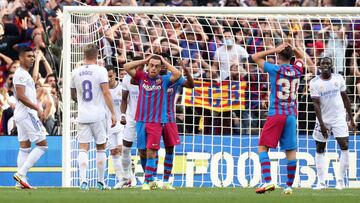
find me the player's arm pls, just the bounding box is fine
[250,43,289,71]
[160,56,181,83]
[312,97,329,139]
[71,88,77,103]
[293,46,315,74]
[101,82,116,127]
[341,91,357,132]
[124,55,150,78]
[182,65,194,88]
[120,90,128,125]
[15,84,43,119]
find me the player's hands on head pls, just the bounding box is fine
[320,123,329,139]
[275,43,291,53]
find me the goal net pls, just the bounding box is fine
[62,6,360,188]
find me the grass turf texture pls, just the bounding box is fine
[0,187,359,203]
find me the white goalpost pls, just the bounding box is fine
[62,6,360,188]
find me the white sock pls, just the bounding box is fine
[78,150,88,184]
[111,155,123,180]
[122,146,131,179]
[18,146,47,176]
[96,150,107,183]
[339,150,349,181]
[17,148,30,171]
[315,152,326,185]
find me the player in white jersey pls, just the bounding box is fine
[13,47,48,189]
[116,56,142,188]
[309,57,356,190]
[70,44,116,190]
[106,65,125,189]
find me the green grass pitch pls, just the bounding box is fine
[1,187,360,203]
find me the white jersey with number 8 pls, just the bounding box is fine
[71,64,108,123]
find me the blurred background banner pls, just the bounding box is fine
[183,80,246,112]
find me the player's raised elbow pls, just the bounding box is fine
[184,81,194,88]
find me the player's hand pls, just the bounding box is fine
[320,124,329,139]
[37,109,44,121]
[350,119,357,134]
[275,43,290,53]
[120,114,127,125]
[111,114,116,128]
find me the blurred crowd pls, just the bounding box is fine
[0,0,359,135]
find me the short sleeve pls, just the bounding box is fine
[99,67,108,84]
[264,62,278,76]
[293,60,304,75]
[161,74,171,88]
[122,75,130,91]
[13,71,28,87]
[309,80,320,98]
[134,70,145,83]
[175,76,186,87]
[339,75,346,92]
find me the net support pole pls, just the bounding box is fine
[62,8,72,188]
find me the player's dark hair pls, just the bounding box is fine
[278,46,294,61]
[18,46,33,56]
[83,44,99,60]
[105,64,116,73]
[150,55,162,62]
[319,57,333,65]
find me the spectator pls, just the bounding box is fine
[212,29,248,81]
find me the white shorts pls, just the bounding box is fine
[123,119,136,142]
[107,123,124,150]
[313,121,349,142]
[16,113,47,143]
[78,119,107,145]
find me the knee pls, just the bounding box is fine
[316,147,325,154]
[138,149,147,159]
[110,148,120,156]
[165,147,174,154]
[340,143,348,151]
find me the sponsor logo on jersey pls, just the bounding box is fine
[142,83,162,91]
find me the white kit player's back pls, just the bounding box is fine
[71,64,109,123]
[122,74,139,120]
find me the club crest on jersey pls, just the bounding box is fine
[19,77,25,83]
[334,81,339,87]
[319,85,324,91]
[156,79,162,85]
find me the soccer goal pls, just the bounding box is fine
[62,6,360,188]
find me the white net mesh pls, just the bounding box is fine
[63,8,360,188]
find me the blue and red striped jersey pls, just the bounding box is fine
[264,60,304,116]
[166,74,186,123]
[134,70,171,123]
